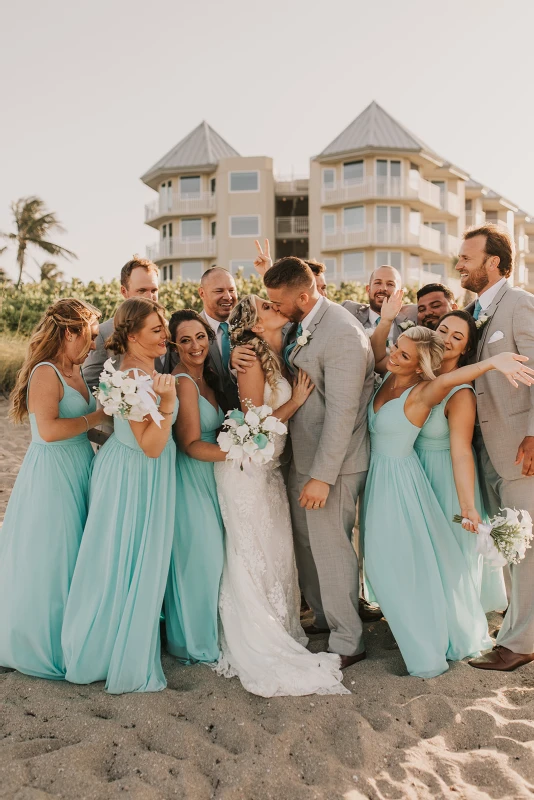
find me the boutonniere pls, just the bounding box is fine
[475,314,490,330]
[399,320,416,331]
[296,329,311,347]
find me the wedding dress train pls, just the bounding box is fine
[213,376,349,697]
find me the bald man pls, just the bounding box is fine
[342,265,417,344]
[198,267,240,410]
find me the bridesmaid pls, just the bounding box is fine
[363,326,532,678]
[0,298,104,679]
[164,310,226,664]
[375,298,507,612]
[62,298,178,693]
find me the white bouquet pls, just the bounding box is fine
[217,400,287,470]
[454,508,533,566]
[94,358,164,426]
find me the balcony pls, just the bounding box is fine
[275,177,309,196]
[145,192,216,224]
[322,223,454,256]
[275,217,309,238]
[146,237,217,263]
[465,211,485,228]
[321,176,442,209]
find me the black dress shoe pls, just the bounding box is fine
[303,624,330,635]
[338,652,367,669]
[359,599,383,622]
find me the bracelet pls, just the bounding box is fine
[160,410,174,416]
[82,415,89,432]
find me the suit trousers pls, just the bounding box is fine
[288,464,366,657]
[478,438,534,654]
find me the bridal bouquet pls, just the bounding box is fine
[454,508,533,566]
[94,358,164,426]
[217,401,287,470]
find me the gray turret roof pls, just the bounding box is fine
[142,121,240,184]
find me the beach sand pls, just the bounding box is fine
[1,397,533,800]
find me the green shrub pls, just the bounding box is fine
[0,335,27,394]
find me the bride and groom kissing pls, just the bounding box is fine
[216,256,374,696]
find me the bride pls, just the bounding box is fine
[213,295,349,697]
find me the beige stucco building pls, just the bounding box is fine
[142,104,530,288]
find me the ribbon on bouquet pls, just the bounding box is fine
[133,370,165,428]
[463,519,507,567]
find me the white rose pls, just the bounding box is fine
[297,335,307,346]
[121,378,137,394]
[124,393,142,407]
[109,387,122,402]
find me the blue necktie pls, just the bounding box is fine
[284,323,302,371]
[219,322,231,370]
[473,300,482,321]
[374,316,381,326]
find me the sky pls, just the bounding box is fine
[2,0,534,283]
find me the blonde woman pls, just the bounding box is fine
[363,326,534,678]
[213,295,351,697]
[0,298,104,679]
[62,298,177,694]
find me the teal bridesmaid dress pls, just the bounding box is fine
[0,362,95,679]
[62,397,178,694]
[165,374,225,664]
[363,379,492,679]
[415,385,507,613]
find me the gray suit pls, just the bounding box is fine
[468,283,534,654]
[287,299,375,657]
[199,310,240,411]
[342,301,418,344]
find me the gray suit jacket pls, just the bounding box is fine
[342,301,418,344]
[288,299,375,485]
[467,283,534,481]
[199,310,240,411]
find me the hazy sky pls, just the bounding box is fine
[2,0,534,282]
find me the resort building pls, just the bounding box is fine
[142,103,530,289]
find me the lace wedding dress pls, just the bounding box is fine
[213,376,349,697]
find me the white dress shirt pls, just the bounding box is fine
[368,308,395,341]
[300,295,325,332]
[478,277,507,311]
[204,311,225,356]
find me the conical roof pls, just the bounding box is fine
[318,101,442,160]
[142,121,240,185]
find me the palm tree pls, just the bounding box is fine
[1,197,77,288]
[38,261,65,283]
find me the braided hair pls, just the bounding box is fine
[105,298,168,355]
[228,295,283,400]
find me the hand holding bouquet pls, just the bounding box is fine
[95,359,165,426]
[217,400,287,470]
[454,508,533,566]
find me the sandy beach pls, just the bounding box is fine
[1,396,534,800]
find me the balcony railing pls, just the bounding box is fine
[275,217,309,237]
[465,211,485,228]
[443,191,460,217]
[322,223,452,255]
[275,177,309,195]
[145,192,216,222]
[321,176,442,209]
[146,237,217,262]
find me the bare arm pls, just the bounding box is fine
[82,326,109,393]
[174,377,226,463]
[447,388,481,532]
[128,372,176,459]
[237,360,313,423]
[29,365,106,442]
[370,290,404,374]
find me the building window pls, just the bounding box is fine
[163,265,167,281]
[376,251,402,271]
[210,177,216,194]
[229,171,259,192]
[180,176,201,197]
[323,214,336,234]
[230,216,260,237]
[181,218,202,240]
[211,220,216,237]
[342,251,365,280]
[168,264,173,281]
[376,206,401,241]
[465,199,472,211]
[343,206,365,231]
[162,224,167,239]
[423,262,445,278]
[230,260,256,278]
[343,160,363,185]
[323,169,335,189]
[180,260,203,281]
[376,160,401,195]
[323,257,336,276]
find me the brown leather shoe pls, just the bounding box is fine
[359,599,383,622]
[303,624,330,635]
[337,652,367,670]
[468,645,534,672]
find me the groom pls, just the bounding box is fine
[264,258,375,668]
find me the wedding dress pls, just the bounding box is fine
[213,376,349,697]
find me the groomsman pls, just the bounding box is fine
[416,283,458,329]
[83,256,160,392]
[198,267,240,410]
[457,224,534,672]
[342,265,417,344]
